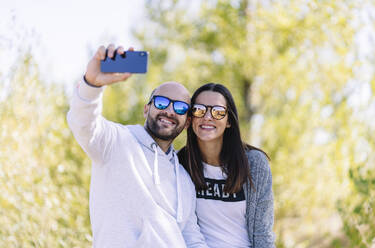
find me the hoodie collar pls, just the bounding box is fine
[128,124,175,156]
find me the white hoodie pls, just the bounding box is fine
[67,81,208,248]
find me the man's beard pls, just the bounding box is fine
[146,113,184,141]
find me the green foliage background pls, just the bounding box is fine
[1,0,375,247]
[0,55,91,247]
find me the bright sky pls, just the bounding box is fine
[1,0,374,112]
[0,0,145,86]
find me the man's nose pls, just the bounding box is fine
[164,103,175,115]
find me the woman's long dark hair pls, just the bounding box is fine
[178,83,269,193]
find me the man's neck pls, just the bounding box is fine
[153,137,173,153]
[144,126,173,153]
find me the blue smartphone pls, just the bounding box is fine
[100,51,148,73]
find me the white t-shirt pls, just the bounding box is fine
[196,162,250,248]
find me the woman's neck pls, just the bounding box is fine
[197,138,223,166]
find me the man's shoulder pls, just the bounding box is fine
[104,120,133,135]
[177,163,195,190]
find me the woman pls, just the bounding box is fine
[178,83,275,247]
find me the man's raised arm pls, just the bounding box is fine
[66,45,133,163]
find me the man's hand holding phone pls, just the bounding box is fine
[84,44,148,87]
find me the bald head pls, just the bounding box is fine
[149,81,190,104]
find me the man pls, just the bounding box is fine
[67,45,207,248]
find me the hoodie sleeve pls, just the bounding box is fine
[181,191,209,248]
[66,80,118,164]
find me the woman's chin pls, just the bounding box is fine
[196,134,222,143]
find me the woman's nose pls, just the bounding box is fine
[203,108,213,119]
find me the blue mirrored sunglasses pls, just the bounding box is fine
[148,95,190,115]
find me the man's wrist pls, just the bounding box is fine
[83,75,101,88]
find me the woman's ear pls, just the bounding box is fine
[226,120,231,128]
[184,116,191,129]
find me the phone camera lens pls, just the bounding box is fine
[140,52,145,56]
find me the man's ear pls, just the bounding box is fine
[184,116,191,129]
[144,104,149,118]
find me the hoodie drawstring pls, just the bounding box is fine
[151,143,160,185]
[151,143,183,222]
[173,152,183,222]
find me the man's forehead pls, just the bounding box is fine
[153,82,190,102]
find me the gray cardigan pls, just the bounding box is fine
[243,150,276,248]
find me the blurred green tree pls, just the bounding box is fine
[338,164,375,247]
[0,53,91,247]
[337,83,375,246]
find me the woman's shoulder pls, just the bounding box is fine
[245,148,271,174]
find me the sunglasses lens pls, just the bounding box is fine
[154,96,170,110]
[212,106,226,120]
[192,104,206,117]
[173,101,189,115]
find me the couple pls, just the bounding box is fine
[67,45,275,248]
